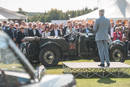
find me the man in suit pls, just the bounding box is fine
[2,21,8,32]
[50,25,61,37]
[28,24,41,37]
[82,23,91,34]
[16,26,25,48]
[5,23,16,41]
[94,9,111,67]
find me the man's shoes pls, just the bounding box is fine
[98,64,105,67]
[107,63,110,67]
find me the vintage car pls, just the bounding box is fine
[22,31,128,67]
[0,31,76,87]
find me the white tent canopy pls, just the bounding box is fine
[70,0,130,20]
[0,7,27,20]
[0,14,7,21]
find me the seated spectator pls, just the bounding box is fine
[113,27,122,41]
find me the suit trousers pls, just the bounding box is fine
[96,40,110,64]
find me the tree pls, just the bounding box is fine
[27,7,95,22]
[17,8,26,15]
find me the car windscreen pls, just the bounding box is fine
[0,46,26,73]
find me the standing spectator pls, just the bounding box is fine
[6,23,16,41]
[37,23,43,35]
[16,26,25,48]
[81,24,86,33]
[83,23,90,34]
[113,27,122,41]
[42,26,50,37]
[2,21,8,32]
[76,23,82,32]
[26,22,32,36]
[50,24,61,37]
[28,24,41,37]
[66,25,75,35]
[14,23,20,31]
[121,22,126,33]
[59,24,65,36]
[0,23,2,30]
[127,21,130,54]
[110,22,115,39]
[14,23,20,44]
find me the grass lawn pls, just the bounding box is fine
[46,59,130,87]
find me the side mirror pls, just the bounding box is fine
[35,65,46,81]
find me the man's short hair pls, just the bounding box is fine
[99,9,104,13]
[99,9,104,16]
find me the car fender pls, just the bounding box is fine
[109,40,126,49]
[109,40,127,58]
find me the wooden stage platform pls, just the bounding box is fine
[63,62,130,78]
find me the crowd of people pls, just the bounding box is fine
[0,20,130,51]
[0,21,93,47]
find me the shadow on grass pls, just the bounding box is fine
[46,65,62,69]
[97,78,116,84]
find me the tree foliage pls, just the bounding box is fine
[18,7,97,22]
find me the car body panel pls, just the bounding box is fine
[24,74,76,87]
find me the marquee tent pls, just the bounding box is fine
[0,7,27,20]
[0,14,7,21]
[70,0,130,20]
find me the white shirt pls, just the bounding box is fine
[33,29,36,35]
[66,28,75,35]
[42,31,50,37]
[111,27,114,38]
[54,29,58,37]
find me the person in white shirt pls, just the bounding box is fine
[42,26,50,37]
[110,22,115,39]
[66,25,75,35]
[50,24,61,37]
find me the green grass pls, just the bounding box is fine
[46,59,130,87]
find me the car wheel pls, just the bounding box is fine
[110,45,125,62]
[21,44,27,56]
[39,46,60,67]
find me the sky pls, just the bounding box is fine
[0,0,98,12]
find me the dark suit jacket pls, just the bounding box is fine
[16,31,25,44]
[5,28,15,39]
[50,29,61,36]
[63,27,67,36]
[28,29,41,37]
[128,31,130,41]
[2,26,8,32]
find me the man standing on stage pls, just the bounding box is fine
[94,9,111,67]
